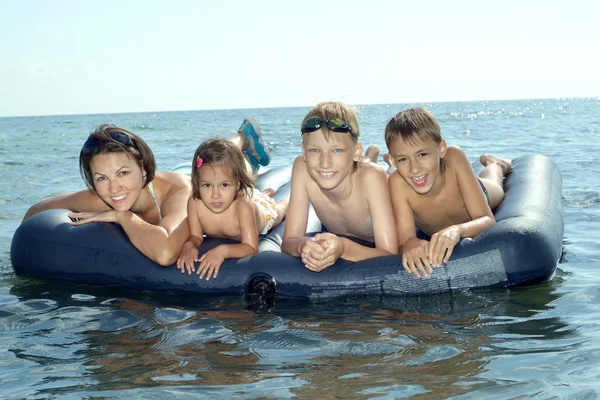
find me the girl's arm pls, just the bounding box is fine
[22,189,110,221]
[196,197,259,280]
[389,172,433,278]
[427,148,495,266]
[117,173,192,266]
[177,196,205,274]
[220,196,260,257]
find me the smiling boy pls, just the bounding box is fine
[282,102,398,271]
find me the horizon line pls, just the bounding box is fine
[1,95,598,119]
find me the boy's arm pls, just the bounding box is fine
[390,172,432,278]
[336,168,399,262]
[427,148,496,266]
[282,156,315,256]
[448,148,495,238]
[389,173,419,248]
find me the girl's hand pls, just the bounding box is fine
[177,242,199,275]
[197,247,226,280]
[298,236,330,272]
[402,237,433,278]
[69,210,119,225]
[304,233,344,272]
[428,225,461,266]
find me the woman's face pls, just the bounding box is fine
[89,152,146,211]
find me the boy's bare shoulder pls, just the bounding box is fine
[388,170,412,196]
[355,161,388,186]
[444,145,471,172]
[445,145,467,160]
[291,154,310,179]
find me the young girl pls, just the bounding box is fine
[385,107,512,279]
[176,138,288,280]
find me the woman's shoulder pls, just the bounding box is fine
[155,171,192,189]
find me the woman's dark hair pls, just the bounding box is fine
[79,124,156,191]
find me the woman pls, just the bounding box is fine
[23,124,192,266]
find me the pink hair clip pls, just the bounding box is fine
[196,156,203,168]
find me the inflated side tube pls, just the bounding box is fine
[11,155,563,299]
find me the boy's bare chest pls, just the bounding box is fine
[410,183,469,233]
[310,193,373,240]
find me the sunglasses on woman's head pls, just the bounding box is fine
[82,131,134,155]
[301,118,357,140]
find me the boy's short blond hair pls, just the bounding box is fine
[301,101,360,142]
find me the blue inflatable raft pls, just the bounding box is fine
[11,154,564,299]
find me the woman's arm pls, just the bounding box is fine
[22,189,109,221]
[118,173,192,266]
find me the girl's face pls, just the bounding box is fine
[90,152,146,211]
[301,129,362,191]
[388,134,447,195]
[197,164,239,214]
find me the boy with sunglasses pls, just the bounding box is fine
[282,102,398,271]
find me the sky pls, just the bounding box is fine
[1,0,599,117]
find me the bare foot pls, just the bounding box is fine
[261,187,276,198]
[364,144,380,163]
[383,152,394,168]
[480,154,513,176]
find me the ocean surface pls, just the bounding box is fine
[1,98,599,399]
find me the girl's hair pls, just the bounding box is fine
[384,107,445,171]
[301,101,361,142]
[191,138,255,200]
[79,124,156,191]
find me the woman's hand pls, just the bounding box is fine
[69,210,119,225]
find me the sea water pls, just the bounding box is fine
[1,98,599,398]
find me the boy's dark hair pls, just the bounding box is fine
[79,124,156,191]
[191,138,255,200]
[384,108,445,172]
[384,107,442,149]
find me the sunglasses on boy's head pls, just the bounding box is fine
[82,131,134,155]
[301,118,358,140]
